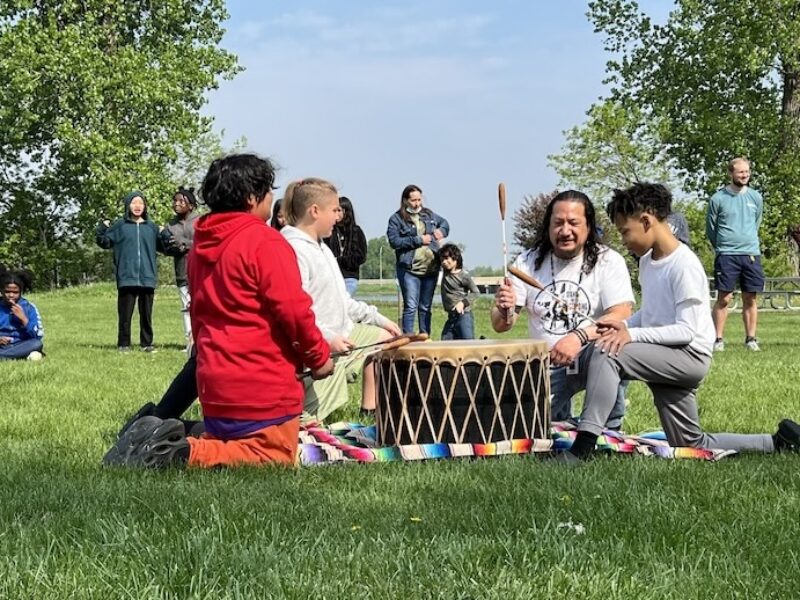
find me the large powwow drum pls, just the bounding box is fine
[375,339,550,445]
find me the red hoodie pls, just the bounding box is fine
[188,212,330,421]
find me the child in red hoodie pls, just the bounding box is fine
[103,154,333,469]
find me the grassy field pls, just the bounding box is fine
[1,282,799,598]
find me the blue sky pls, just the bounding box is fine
[206,1,670,267]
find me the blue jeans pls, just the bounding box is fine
[397,266,438,334]
[0,337,43,360]
[344,278,358,296]
[441,311,475,340]
[550,343,626,429]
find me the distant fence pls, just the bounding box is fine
[360,277,503,294]
[712,277,800,310]
[362,277,800,311]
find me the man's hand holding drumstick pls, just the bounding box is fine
[490,278,520,333]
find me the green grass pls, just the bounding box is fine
[1,283,799,598]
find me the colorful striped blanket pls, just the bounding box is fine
[298,421,736,465]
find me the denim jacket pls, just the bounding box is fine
[386,209,450,268]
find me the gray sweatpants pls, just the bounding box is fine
[578,342,774,452]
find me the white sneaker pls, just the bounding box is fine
[26,351,43,361]
[745,339,760,351]
[713,339,725,352]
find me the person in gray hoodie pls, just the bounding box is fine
[160,187,200,351]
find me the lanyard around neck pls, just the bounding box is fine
[550,252,584,286]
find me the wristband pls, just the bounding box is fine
[572,328,588,345]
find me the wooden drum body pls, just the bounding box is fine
[375,339,550,446]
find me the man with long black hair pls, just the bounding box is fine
[492,191,634,428]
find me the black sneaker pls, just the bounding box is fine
[103,416,189,468]
[118,402,157,438]
[774,419,800,452]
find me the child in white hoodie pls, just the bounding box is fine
[281,178,402,423]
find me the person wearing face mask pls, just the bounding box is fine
[491,191,635,429]
[386,184,450,335]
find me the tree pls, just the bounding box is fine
[470,265,505,277]
[171,130,248,194]
[0,1,239,285]
[513,190,558,252]
[361,236,395,280]
[589,0,800,273]
[548,100,681,204]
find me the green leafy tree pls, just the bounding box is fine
[589,0,800,274]
[548,100,681,205]
[0,1,239,285]
[361,236,396,280]
[171,131,248,195]
[469,265,505,277]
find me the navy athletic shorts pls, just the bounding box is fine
[714,254,765,293]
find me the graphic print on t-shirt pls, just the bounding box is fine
[533,279,591,334]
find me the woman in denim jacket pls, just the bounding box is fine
[386,184,450,334]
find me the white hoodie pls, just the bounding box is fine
[282,225,391,340]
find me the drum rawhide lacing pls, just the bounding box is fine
[376,340,550,446]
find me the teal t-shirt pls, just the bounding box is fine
[705,186,763,255]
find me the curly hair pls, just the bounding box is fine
[531,190,601,274]
[606,182,672,222]
[201,153,277,213]
[0,268,34,294]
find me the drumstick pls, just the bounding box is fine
[331,332,428,358]
[297,333,429,379]
[498,183,514,325]
[507,265,597,325]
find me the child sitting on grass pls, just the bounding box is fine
[439,243,479,340]
[0,266,44,361]
[281,178,402,421]
[559,182,800,462]
[103,154,333,469]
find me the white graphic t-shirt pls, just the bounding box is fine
[511,247,634,349]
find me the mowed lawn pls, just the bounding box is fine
[1,283,799,598]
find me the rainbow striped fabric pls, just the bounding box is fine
[298,421,737,466]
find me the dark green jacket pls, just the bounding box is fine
[96,191,162,289]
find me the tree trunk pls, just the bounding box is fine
[780,61,800,151]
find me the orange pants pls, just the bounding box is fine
[187,417,300,468]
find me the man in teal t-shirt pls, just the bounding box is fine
[705,157,764,352]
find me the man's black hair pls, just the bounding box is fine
[531,190,602,274]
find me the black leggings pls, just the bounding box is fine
[117,286,154,347]
[153,354,197,419]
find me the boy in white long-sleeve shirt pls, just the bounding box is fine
[282,178,402,423]
[561,182,800,461]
